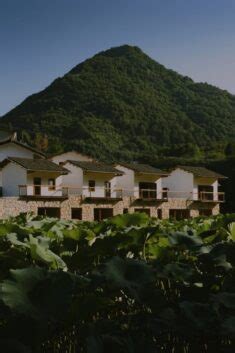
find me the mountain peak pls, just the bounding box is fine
[1,45,235,161]
[97,44,144,58]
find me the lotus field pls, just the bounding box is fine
[0,213,234,353]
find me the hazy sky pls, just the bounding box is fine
[1,0,235,115]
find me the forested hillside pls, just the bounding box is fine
[1,45,235,160]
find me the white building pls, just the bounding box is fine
[163,166,226,202]
[0,133,45,161]
[1,157,68,198]
[58,160,124,199]
[115,163,168,200]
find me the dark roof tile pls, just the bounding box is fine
[177,166,227,179]
[118,163,168,175]
[68,160,123,174]
[3,157,68,174]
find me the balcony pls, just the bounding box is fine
[18,185,123,201]
[198,191,225,203]
[81,186,123,201]
[19,185,69,200]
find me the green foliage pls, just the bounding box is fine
[1,45,235,161]
[0,213,234,352]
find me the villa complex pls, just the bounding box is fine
[0,133,227,221]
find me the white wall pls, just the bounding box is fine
[0,143,35,162]
[163,169,194,199]
[115,165,163,199]
[115,165,135,196]
[58,162,83,195]
[26,172,65,196]
[2,163,27,196]
[83,173,117,198]
[51,151,93,164]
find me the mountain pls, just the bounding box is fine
[1,45,235,161]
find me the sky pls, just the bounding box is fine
[1,0,235,115]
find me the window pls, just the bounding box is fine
[169,209,190,220]
[139,182,156,199]
[157,209,162,219]
[48,178,56,191]
[162,188,168,199]
[88,180,95,192]
[134,208,151,216]
[71,208,82,220]
[94,208,113,221]
[38,207,61,218]
[123,208,129,214]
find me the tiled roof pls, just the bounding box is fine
[177,166,227,179]
[118,163,168,175]
[0,136,45,157]
[68,160,124,175]
[2,157,69,174]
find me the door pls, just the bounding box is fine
[104,181,111,198]
[34,177,41,196]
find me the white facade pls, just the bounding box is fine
[0,142,42,162]
[115,165,164,199]
[2,163,26,196]
[163,168,219,201]
[163,169,194,199]
[2,162,65,197]
[60,162,119,198]
[0,142,44,187]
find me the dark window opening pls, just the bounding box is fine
[88,180,96,192]
[134,208,150,216]
[123,208,129,214]
[162,187,168,199]
[104,181,111,197]
[38,207,61,218]
[198,185,214,201]
[169,209,190,220]
[199,209,212,217]
[139,182,157,199]
[34,177,41,196]
[157,209,162,219]
[94,208,113,221]
[71,208,82,220]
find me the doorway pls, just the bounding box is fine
[34,177,41,196]
[104,181,111,198]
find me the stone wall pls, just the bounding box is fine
[0,196,221,221]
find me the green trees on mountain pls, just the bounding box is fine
[1,45,235,160]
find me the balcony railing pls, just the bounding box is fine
[165,190,225,202]
[19,185,69,198]
[18,185,123,199]
[198,191,225,202]
[18,185,225,203]
[138,189,168,200]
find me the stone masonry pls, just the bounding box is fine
[0,196,220,221]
